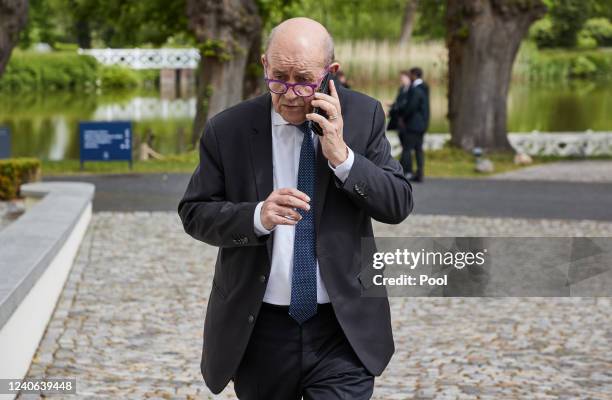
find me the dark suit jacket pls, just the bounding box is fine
[401,83,430,134]
[178,85,414,394]
[387,86,411,131]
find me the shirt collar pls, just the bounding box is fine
[413,78,423,87]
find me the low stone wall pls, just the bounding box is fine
[0,182,94,397]
[388,131,612,157]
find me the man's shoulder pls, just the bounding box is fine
[338,86,380,114]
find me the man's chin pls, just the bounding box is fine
[280,107,307,124]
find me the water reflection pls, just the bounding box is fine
[1,80,611,160]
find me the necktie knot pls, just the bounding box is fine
[295,121,311,136]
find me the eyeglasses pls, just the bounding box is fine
[264,66,330,98]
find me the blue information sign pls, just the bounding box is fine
[79,121,132,169]
[0,126,10,159]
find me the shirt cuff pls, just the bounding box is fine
[253,201,272,236]
[328,147,354,183]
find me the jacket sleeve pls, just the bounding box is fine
[334,101,414,224]
[177,119,269,248]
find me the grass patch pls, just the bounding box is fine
[42,151,198,176]
[424,146,526,178]
[41,147,612,178]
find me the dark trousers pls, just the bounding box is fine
[233,303,374,400]
[399,129,425,178]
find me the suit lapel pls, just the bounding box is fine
[248,93,274,260]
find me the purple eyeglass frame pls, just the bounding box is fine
[264,65,330,97]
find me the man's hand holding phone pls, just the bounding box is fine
[260,188,311,231]
[307,79,349,168]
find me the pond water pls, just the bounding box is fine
[1,80,610,160]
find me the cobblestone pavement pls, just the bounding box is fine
[18,213,612,399]
[492,161,612,183]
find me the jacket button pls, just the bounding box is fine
[259,275,266,283]
[248,315,255,323]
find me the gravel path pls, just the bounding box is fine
[18,213,612,399]
[493,161,612,183]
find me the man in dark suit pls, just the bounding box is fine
[400,67,430,183]
[388,70,412,176]
[178,17,413,400]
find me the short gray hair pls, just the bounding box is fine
[264,26,335,66]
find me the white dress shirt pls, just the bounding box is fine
[253,107,354,305]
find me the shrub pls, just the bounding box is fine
[569,56,598,78]
[100,65,139,89]
[531,18,557,48]
[576,33,598,50]
[0,52,98,91]
[0,158,41,200]
[581,18,612,47]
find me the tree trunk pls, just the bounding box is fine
[0,0,28,77]
[187,0,262,142]
[399,0,418,49]
[445,0,546,152]
[242,31,263,100]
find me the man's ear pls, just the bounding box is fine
[329,62,340,74]
[261,54,267,69]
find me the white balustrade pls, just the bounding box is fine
[387,131,612,157]
[78,48,200,69]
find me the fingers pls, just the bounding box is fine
[310,99,337,117]
[306,112,335,134]
[262,188,313,229]
[315,82,341,113]
[276,187,310,203]
[329,78,339,100]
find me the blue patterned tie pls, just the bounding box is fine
[289,121,317,324]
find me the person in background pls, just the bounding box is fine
[400,67,430,183]
[387,71,412,173]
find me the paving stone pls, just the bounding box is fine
[15,212,612,399]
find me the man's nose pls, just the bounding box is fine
[283,87,299,101]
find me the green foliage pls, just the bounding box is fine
[19,0,190,49]
[0,158,41,200]
[0,52,98,91]
[414,0,446,39]
[549,0,591,47]
[0,51,157,92]
[530,18,557,48]
[99,65,139,89]
[518,46,612,81]
[532,0,612,48]
[569,55,599,77]
[581,17,612,46]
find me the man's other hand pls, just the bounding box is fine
[261,188,311,231]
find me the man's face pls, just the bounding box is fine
[400,74,411,87]
[262,50,328,125]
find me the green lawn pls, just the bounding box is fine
[40,147,610,178]
[42,152,199,176]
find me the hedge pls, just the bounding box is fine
[0,158,42,200]
[0,51,156,92]
[0,52,98,92]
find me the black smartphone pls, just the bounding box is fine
[311,73,331,136]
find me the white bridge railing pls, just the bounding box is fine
[388,131,612,157]
[78,48,200,69]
